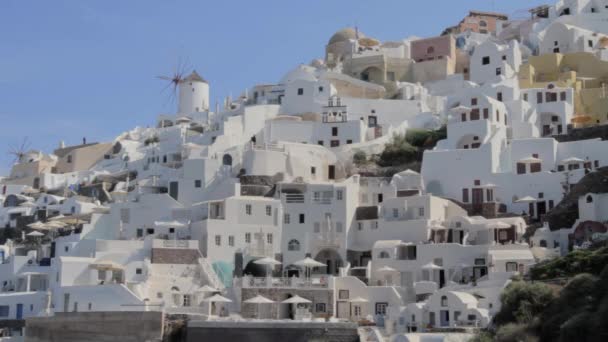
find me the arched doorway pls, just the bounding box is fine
[222,154,233,166]
[360,66,384,85]
[314,249,343,275]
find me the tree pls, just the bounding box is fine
[494,281,555,326]
[353,150,367,165]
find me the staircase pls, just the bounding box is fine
[198,257,225,291]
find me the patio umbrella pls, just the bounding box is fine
[377,266,396,273]
[26,231,45,237]
[294,257,326,278]
[519,156,542,164]
[203,294,232,316]
[516,196,537,203]
[561,157,584,164]
[493,221,512,229]
[244,295,275,319]
[254,257,282,277]
[281,295,312,304]
[28,221,46,230]
[421,262,442,270]
[195,285,218,301]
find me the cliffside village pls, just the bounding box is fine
[2,0,608,341]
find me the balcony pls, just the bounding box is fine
[284,193,305,204]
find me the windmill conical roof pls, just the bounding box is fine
[183,70,207,83]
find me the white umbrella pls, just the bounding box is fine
[493,221,512,229]
[294,257,326,279]
[26,231,45,237]
[203,294,232,316]
[195,285,218,293]
[519,156,542,163]
[421,262,442,270]
[281,295,312,304]
[516,196,537,203]
[254,257,282,277]
[154,220,189,228]
[244,295,275,319]
[377,266,396,273]
[28,221,45,229]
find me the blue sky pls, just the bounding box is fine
[0,0,546,174]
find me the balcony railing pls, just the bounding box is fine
[284,193,305,203]
[241,275,329,289]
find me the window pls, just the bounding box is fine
[315,303,326,313]
[462,189,469,203]
[183,294,191,307]
[502,55,507,61]
[355,306,362,316]
[169,227,175,234]
[499,230,508,240]
[482,56,490,65]
[0,306,9,317]
[245,204,252,215]
[496,67,502,76]
[393,208,399,218]
[546,92,557,102]
[299,214,305,224]
[523,93,528,102]
[297,88,304,95]
[318,86,324,92]
[317,140,324,146]
[537,92,543,104]
[470,108,480,120]
[530,163,541,173]
[375,303,388,315]
[284,214,290,224]
[479,20,487,27]
[330,140,340,147]
[461,113,467,122]
[588,40,593,48]
[549,200,554,209]
[483,108,489,119]
[245,233,251,243]
[136,229,143,238]
[346,139,353,144]
[336,190,343,200]
[379,251,390,259]
[560,91,566,101]
[441,296,448,307]
[357,222,363,231]
[418,207,425,217]
[146,228,155,235]
[265,205,272,216]
[288,239,300,251]
[506,262,518,272]
[311,166,316,175]
[194,180,201,188]
[136,268,142,275]
[372,221,379,229]
[332,127,338,136]
[497,92,503,102]
[215,235,221,246]
[587,195,594,203]
[471,98,478,106]
[229,235,234,247]
[339,290,350,300]
[267,234,273,244]
[67,155,72,163]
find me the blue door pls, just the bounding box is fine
[440,310,450,327]
[16,304,23,319]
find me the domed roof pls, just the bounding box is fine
[279,64,318,84]
[328,27,364,45]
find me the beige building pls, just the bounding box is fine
[53,142,114,174]
[519,52,608,125]
[4,151,56,189]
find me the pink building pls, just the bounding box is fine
[410,35,456,63]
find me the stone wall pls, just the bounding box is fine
[241,288,334,319]
[186,321,359,342]
[25,311,163,342]
[151,248,200,264]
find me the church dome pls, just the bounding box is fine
[328,27,364,45]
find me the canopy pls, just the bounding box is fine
[244,295,275,304]
[154,220,189,228]
[421,262,442,270]
[479,183,498,189]
[519,156,541,163]
[281,295,312,304]
[516,196,537,203]
[349,296,369,303]
[561,157,584,164]
[294,257,326,268]
[90,260,124,270]
[195,285,218,293]
[377,266,397,273]
[203,294,232,303]
[254,257,282,266]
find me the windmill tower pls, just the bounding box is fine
[178,71,209,114]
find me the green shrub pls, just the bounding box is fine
[353,150,367,165]
[494,281,555,325]
[495,323,538,342]
[377,134,418,167]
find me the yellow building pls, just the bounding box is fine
[519,52,608,125]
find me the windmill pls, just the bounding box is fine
[7,137,30,166]
[156,56,193,108]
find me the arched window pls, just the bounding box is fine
[539,240,547,248]
[288,239,300,251]
[586,195,593,203]
[441,295,448,307]
[479,20,487,28]
[378,251,390,259]
[427,46,435,54]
